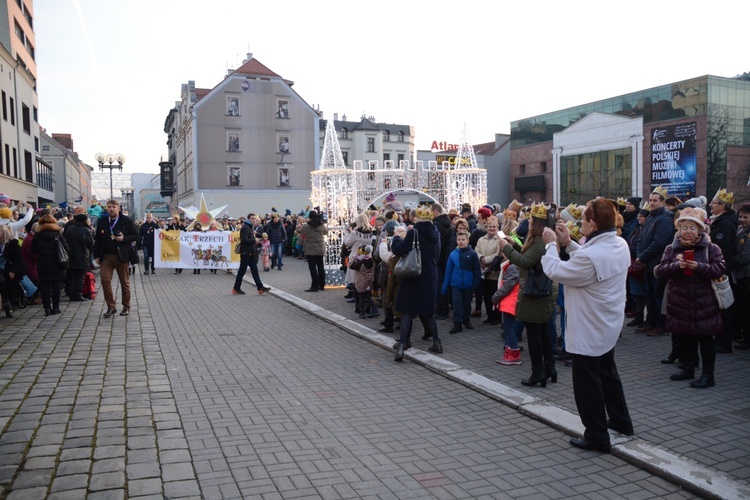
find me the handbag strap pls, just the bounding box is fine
[411,228,419,250]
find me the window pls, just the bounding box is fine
[398,131,405,142]
[21,104,30,133]
[12,147,17,177]
[4,145,9,175]
[383,130,390,141]
[342,151,348,166]
[32,106,37,122]
[383,153,390,162]
[340,128,348,140]
[367,137,375,153]
[541,161,547,172]
[14,21,24,43]
[27,42,34,60]
[398,154,404,165]
[34,136,38,152]
[520,164,526,174]
[9,97,14,125]
[1,91,6,121]
[24,150,32,181]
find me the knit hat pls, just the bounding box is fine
[627,197,642,207]
[0,193,9,205]
[383,219,399,236]
[385,192,397,203]
[0,207,12,219]
[477,207,492,219]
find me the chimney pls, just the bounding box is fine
[246,52,253,62]
[342,114,347,121]
[52,133,74,151]
[334,113,338,121]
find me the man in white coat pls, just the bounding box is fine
[541,198,633,452]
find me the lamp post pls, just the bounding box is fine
[95,152,125,201]
[121,186,135,218]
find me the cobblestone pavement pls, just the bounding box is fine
[0,256,742,498]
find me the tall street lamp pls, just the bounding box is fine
[121,186,135,218]
[95,152,125,200]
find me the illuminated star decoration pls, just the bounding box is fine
[179,192,228,231]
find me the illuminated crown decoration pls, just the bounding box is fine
[714,188,734,206]
[530,202,548,220]
[414,205,434,221]
[651,185,668,199]
[567,221,583,242]
[617,197,627,207]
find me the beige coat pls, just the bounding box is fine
[475,232,502,281]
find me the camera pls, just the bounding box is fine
[113,230,122,236]
[546,203,558,229]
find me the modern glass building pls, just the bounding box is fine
[509,74,750,206]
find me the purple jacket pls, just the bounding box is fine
[657,233,725,336]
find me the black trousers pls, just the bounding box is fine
[234,254,263,291]
[571,349,631,445]
[69,269,86,299]
[399,313,439,344]
[306,255,325,289]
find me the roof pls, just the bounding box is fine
[233,57,281,78]
[195,88,211,102]
[320,117,411,136]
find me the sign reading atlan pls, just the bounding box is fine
[650,122,697,198]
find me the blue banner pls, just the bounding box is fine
[650,122,697,198]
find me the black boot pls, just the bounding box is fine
[690,372,715,388]
[3,303,12,318]
[544,360,558,384]
[661,350,678,364]
[521,364,547,388]
[394,343,405,362]
[428,340,443,354]
[670,369,695,381]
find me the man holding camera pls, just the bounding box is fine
[93,199,138,317]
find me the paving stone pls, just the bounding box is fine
[162,462,195,482]
[87,489,125,500]
[91,457,125,474]
[89,471,125,491]
[6,487,49,499]
[13,468,54,489]
[23,456,57,470]
[126,462,161,480]
[128,478,163,496]
[47,489,89,500]
[56,460,91,477]
[163,479,200,498]
[49,473,88,492]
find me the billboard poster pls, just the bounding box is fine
[650,122,697,198]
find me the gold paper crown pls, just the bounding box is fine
[652,185,668,199]
[566,221,583,241]
[565,203,583,220]
[617,197,627,207]
[714,188,734,206]
[530,202,548,220]
[414,205,434,221]
[503,208,517,220]
[641,201,651,212]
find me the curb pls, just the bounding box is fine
[268,286,750,500]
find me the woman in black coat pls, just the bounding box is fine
[392,206,442,361]
[31,214,70,315]
[64,213,94,301]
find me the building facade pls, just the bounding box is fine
[164,54,416,218]
[510,74,750,206]
[40,131,92,208]
[0,0,41,207]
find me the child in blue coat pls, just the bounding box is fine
[441,232,481,333]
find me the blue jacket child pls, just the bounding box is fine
[441,241,481,332]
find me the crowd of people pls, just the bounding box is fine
[2,188,749,452]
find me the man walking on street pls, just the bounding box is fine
[233,213,271,295]
[139,213,158,274]
[93,199,139,317]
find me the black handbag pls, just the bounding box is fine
[393,230,421,279]
[523,264,552,298]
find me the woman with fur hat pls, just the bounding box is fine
[656,207,725,388]
[31,214,70,316]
